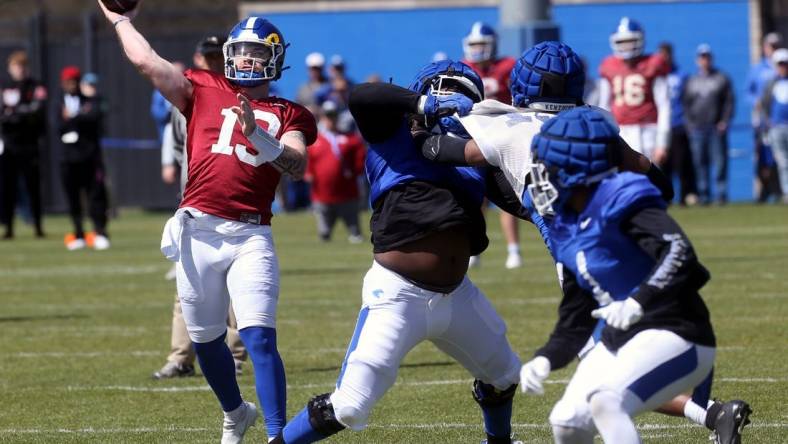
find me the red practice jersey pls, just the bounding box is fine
[599,53,670,125]
[306,130,366,205]
[464,57,517,104]
[179,69,317,225]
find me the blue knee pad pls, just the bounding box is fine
[239,326,287,438]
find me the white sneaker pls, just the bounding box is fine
[469,255,481,268]
[348,234,364,244]
[505,253,522,269]
[222,401,258,444]
[93,234,110,250]
[66,238,86,251]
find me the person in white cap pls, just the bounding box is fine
[296,51,328,112]
[759,48,788,203]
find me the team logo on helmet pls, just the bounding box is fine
[528,107,620,215]
[224,17,288,86]
[509,41,585,111]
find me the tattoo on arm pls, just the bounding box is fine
[271,131,307,179]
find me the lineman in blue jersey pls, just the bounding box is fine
[417,42,750,444]
[270,61,523,444]
[521,107,720,443]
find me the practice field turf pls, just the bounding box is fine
[1,205,786,443]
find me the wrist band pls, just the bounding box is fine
[113,17,130,28]
[248,125,284,163]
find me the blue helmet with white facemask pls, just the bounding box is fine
[527,107,620,215]
[462,22,497,63]
[224,17,288,86]
[510,41,585,112]
[610,17,645,60]
[408,60,484,137]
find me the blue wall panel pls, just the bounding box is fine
[261,0,752,200]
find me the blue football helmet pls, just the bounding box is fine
[510,41,585,112]
[224,16,287,86]
[527,107,619,215]
[610,17,645,60]
[463,22,497,63]
[408,59,484,137]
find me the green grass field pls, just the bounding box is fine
[1,205,786,443]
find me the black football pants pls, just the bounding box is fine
[61,159,109,238]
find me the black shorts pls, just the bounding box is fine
[370,181,488,256]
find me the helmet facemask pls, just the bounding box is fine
[224,40,284,86]
[610,33,644,60]
[427,74,482,138]
[463,38,495,63]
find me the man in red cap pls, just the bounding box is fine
[58,65,110,250]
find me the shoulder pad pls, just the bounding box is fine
[594,172,665,224]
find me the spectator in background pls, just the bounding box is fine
[682,44,735,205]
[749,32,784,202]
[305,100,365,243]
[153,35,249,380]
[0,50,46,239]
[58,67,110,250]
[296,52,328,114]
[150,61,185,143]
[659,42,697,205]
[760,48,788,204]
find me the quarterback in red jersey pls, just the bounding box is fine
[98,2,316,442]
[461,22,522,270]
[599,17,671,163]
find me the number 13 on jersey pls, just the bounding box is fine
[211,108,282,167]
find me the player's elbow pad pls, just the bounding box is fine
[421,134,468,165]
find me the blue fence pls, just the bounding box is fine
[262,0,753,200]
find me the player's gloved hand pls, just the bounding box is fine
[591,297,643,330]
[520,356,551,395]
[421,92,474,121]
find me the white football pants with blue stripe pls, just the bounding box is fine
[550,329,715,443]
[329,261,522,431]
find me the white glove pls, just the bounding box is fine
[520,356,551,395]
[591,297,643,330]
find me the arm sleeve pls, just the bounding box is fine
[348,83,421,143]
[653,76,671,147]
[621,207,710,308]
[646,163,675,202]
[419,134,471,166]
[534,267,599,370]
[484,167,531,221]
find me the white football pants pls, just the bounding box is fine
[550,329,715,436]
[162,208,280,343]
[619,123,658,161]
[330,261,522,431]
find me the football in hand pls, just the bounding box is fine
[101,0,139,14]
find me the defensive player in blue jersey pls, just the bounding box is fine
[520,106,720,443]
[270,61,523,444]
[417,41,751,444]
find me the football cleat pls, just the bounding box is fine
[505,253,522,269]
[480,438,523,444]
[152,361,196,380]
[222,401,258,444]
[710,400,752,444]
[66,238,86,251]
[93,234,111,250]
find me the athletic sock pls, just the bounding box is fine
[506,243,520,256]
[278,406,327,444]
[481,400,513,443]
[239,326,287,438]
[192,332,242,412]
[683,400,708,427]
